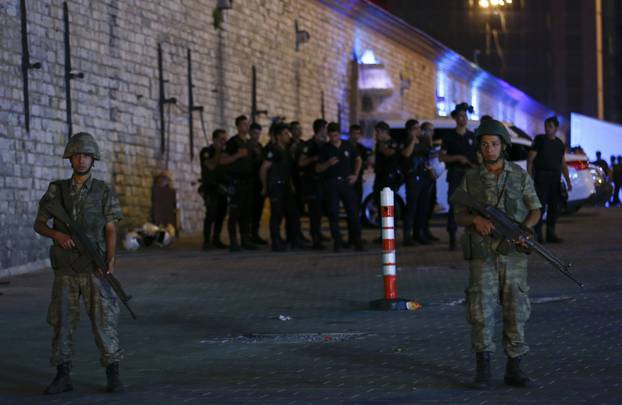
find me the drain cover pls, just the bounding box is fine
[200,332,372,344]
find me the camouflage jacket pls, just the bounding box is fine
[455,161,541,259]
[36,176,123,275]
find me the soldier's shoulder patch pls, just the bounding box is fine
[344,150,350,157]
[267,151,274,159]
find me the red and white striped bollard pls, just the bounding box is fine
[369,187,421,311]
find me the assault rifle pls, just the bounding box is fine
[451,188,583,288]
[43,197,137,319]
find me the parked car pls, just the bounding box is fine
[360,118,595,226]
[561,152,597,213]
[587,164,613,206]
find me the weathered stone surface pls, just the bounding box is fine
[0,0,548,270]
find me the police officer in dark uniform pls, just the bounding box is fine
[297,119,328,249]
[221,115,258,252]
[249,122,267,245]
[527,116,572,243]
[348,124,373,204]
[317,122,364,252]
[260,123,302,251]
[420,121,440,242]
[440,102,478,250]
[199,129,229,250]
[400,119,420,246]
[373,121,403,241]
[347,124,372,247]
[289,121,305,211]
[401,119,436,246]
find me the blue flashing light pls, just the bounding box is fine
[360,49,379,65]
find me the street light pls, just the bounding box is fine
[478,0,512,7]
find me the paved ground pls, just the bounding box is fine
[1,206,621,404]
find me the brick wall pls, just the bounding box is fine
[0,0,550,272]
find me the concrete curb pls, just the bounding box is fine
[0,259,50,279]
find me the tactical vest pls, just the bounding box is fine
[461,162,529,260]
[49,179,108,275]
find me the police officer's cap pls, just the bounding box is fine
[451,102,474,117]
[475,119,512,146]
[63,132,101,160]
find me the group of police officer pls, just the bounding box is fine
[198,115,445,253]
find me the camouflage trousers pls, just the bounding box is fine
[47,273,123,367]
[465,253,531,358]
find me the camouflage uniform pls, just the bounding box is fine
[455,161,541,358]
[36,175,123,367]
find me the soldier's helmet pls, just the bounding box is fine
[62,132,100,160]
[475,119,512,147]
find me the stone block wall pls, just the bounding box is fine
[0,0,549,272]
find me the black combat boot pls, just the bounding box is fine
[504,356,531,387]
[252,234,268,245]
[241,235,258,251]
[353,234,366,252]
[471,352,492,389]
[44,362,73,394]
[311,234,325,250]
[333,237,342,253]
[106,362,125,393]
[212,238,227,249]
[271,238,286,252]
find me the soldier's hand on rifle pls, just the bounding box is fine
[514,224,534,251]
[98,257,115,276]
[54,232,75,249]
[347,175,357,185]
[328,157,339,166]
[472,215,494,236]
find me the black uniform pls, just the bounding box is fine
[402,135,434,242]
[441,129,477,236]
[223,134,255,247]
[318,141,362,249]
[199,145,228,247]
[373,138,403,238]
[374,138,404,194]
[531,134,565,238]
[290,138,306,216]
[249,140,265,241]
[351,141,373,204]
[265,143,301,249]
[296,138,325,246]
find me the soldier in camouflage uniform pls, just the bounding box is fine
[454,120,541,389]
[33,133,124,394]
